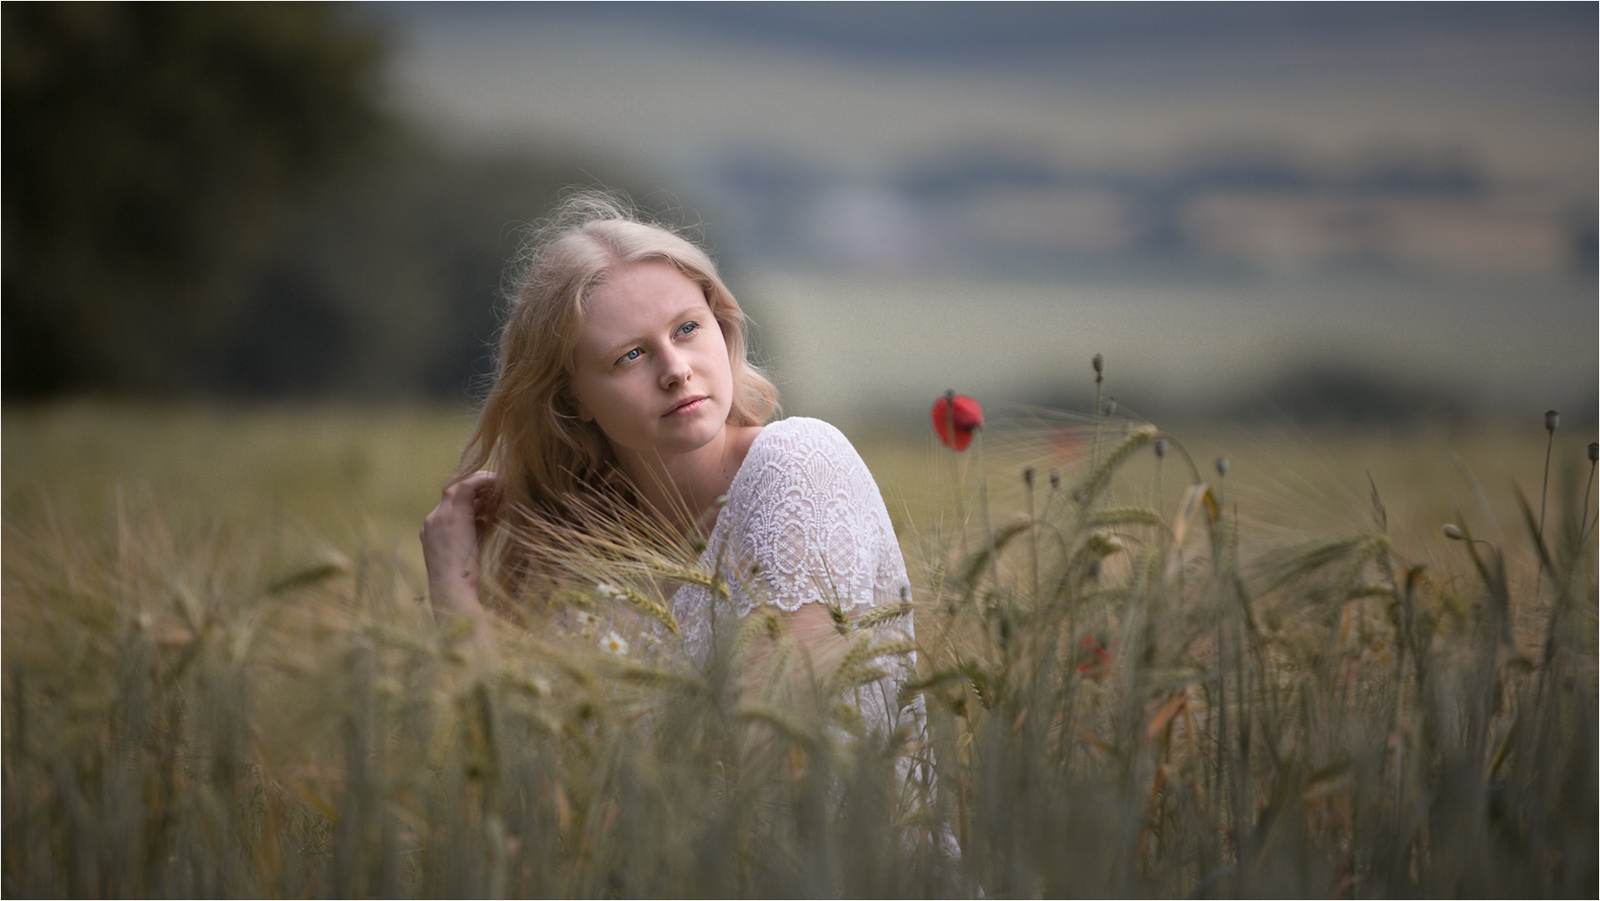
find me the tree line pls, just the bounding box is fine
[3,3,666,401]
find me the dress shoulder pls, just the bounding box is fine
[667,417,920,735]
[712,416,906,614]
[734,417,865,495]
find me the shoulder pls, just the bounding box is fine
[719,417,906,612]
[738,417,866,484]
[722,418,888,527]
[747,416,856,461]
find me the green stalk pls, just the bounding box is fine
[1580,449,1598,543]
[1091,358,1105,470]
[1537,410,1557,599]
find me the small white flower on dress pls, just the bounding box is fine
[595,582,627,603]
[530,675,552,697]
[600,630,629,656]
[574,609,599,628]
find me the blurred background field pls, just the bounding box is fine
[3,3,1594,421]
[5,399,1586,644]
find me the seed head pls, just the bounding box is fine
[1546,410,1560,432]
[1103,397,1118,417]
[1049,468,1061,490]
[1022,466,1036,487]
[1442,523,1466,541]
[1153,438,1169,458]
[1092,353,1104,375]
[1088,531,1124,555]
[1215,456,1229,477]
[1589,442,1598,463]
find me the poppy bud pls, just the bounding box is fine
[1153,438,1169,458]
[1215,456,1229,477]
[1023,467,1036,488]
[1092,353,1104,375]
[1442,523,1466,540]
[1589,442,1598,463]
[932,393,984,451]
[1049,468,1061,490]
[1103,397,1118,417]
[1546,410,1560,432]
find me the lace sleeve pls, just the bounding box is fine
[666,418,921,737]
[716,418,909,616]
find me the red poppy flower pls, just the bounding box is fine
[932,392,984,451]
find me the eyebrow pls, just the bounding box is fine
[599,306,708,359]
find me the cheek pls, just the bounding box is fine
[710,327,735,377]
[569,373,605,422]
[577,370,655,423]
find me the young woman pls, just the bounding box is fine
[420,193,916,732]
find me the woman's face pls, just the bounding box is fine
[570,260,734,462]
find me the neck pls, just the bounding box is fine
[613,426,747,534]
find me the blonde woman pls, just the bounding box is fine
[420,192,916,733]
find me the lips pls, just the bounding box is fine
[663,395,709,417]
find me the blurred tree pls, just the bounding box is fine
[204,141,612,402]
[3,3,389,397]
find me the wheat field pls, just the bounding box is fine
[4,401,1595,897]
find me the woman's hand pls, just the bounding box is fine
[421,470,499,620]
[740,602,849,696]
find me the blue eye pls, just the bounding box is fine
[616,347,643,365]
[677,321,700,337]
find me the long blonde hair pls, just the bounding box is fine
[455,191,779,593]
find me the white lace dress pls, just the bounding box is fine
[669,417,920,735]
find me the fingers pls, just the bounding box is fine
[440,470,499,508]
[423,472,494,538]
[444,469,497,494]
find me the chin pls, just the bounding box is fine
[670,407,731,447]
[678,418,727,449]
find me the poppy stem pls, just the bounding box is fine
[1094,358,1107,476]
[1580,454,1597,546]
[976,429,998,591]
[1024,468,1039,604]
[1537,411,1557,601]
[1539,426,1553,545]
[945,391,971,565]
[951,446,970,566]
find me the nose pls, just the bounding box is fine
[658,345,692,390]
